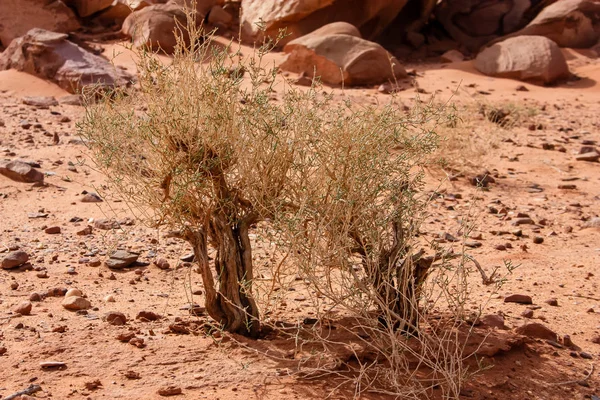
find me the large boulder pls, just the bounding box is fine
[0,0,81,47]
[281,23,407,86]
[0,29,132,93]
[475,35,570,84]
[435,0,551,52]
[494,0,600,48]
[122,3,207,53]
[96,0,165,25]
[67,0,114,17]
[241,0,408,46]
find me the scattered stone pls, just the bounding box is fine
[129,337,145,348]
[104,294,116,302]
[40,361,66,369]
[44,226,61,234]
[62,296,91,311]
[84,379,103,391]
[154,258,170,270]
[583,218,600,229]
[104,311,128,326]
[545,298,559,306]
[46,287,68,297]
[88,258,102,267]
[558,184,577,190]
[81,192,103,203]
[2,250,29,269]
[14,301,32,315]
[94,219,120,230]
[136,310,162,322]
[157,386,182,396]
[116,331,136,342]
[77,226,93,236]
[29,292,42,302]
[521,309,534,318]
[52,325,67,333]
[575,151,600,162]
[533,236,544,244]
[504,294,533,304]
[470,172,495,187]
[59,94,84,106]
[512,218,535,226]
[65,288,83,298]
[10,282,18,290]
[440,49,465,63]
[515,322,558,341]
[0,160,44,183]
[0,346,6,355]
[105,250,139,269]
[124,370,141,379]
[580,351,593,359]
[22,96,58,108]
[465,240,482,248]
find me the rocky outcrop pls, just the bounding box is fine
[241,0,408,46]
[474,35,570,85]
[281,22,406,86]
[493,0,600,48]
[122,3,192,53]
[435,0,553,52]
[67,0,114,17]
[0,29,132,93]
[0,0,81,47]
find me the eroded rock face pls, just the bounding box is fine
[495,0,600,48]
[281,24,407,86]
[122,3,190,53]
[435,0,541,52]
[0,0,81,47]
[0,29,132,93]
[241,0,408,46]
[474,35,570,84]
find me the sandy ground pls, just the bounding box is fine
[1,41,599,400]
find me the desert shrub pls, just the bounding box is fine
[80,16,473,398]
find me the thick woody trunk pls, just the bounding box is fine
[187,214,260,338]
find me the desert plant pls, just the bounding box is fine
[79,16,446,343]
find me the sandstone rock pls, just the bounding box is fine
[515,322,558,341]
[504,294,533,304]
[40,361,66,368]
[2,250,30,269]
[495,0,600,49]
[475,36,570,85]
[96,0,159,24]
[22,96,58,108]
[545,298,559,306]
[94,218,121,230]
[157,386,182,396]
[281,26,406,86]
[208,5,233,27]
[440,49,465,63]
[117,331,136,342]
[46,287,68,297]
[0,29,132,94]
[0,160,44,183]
[0,0,80,47]
[105,311,128,325]
[575,150,600,162]
[14,301,33,315]
[435,0,533,52]
[45,226,61,234]
[62,296,91,310]
[122,4,190,54]
[65,288,83,298]
[241,0,408,46]
[154,258,171,270]
[480,314,508,330]
[70,0,114,17]
[105,250,139,269]
[136,310,162,321]
[30,292,43,302]
[81,192,103,202]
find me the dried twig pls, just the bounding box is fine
[4,384,42,400]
